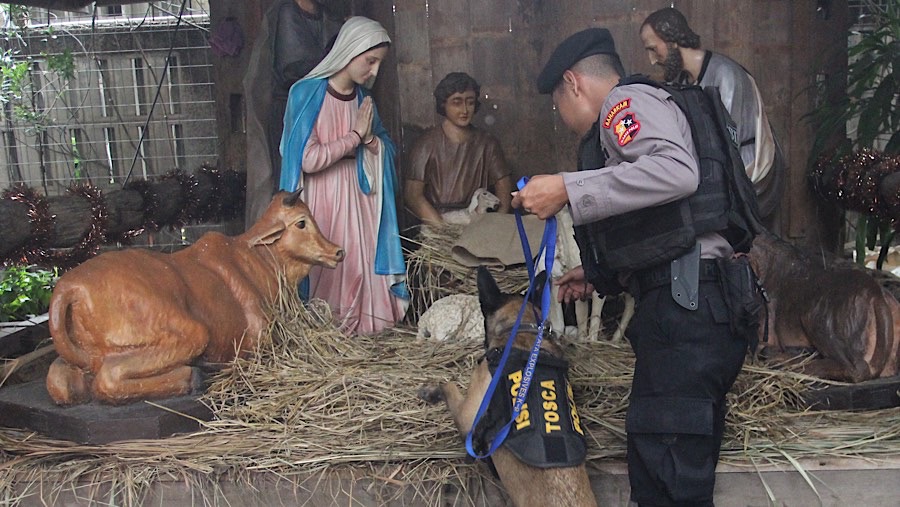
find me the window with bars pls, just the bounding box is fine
[18,2,209,24]
[0,20,216,194]
[132,58,147,116]
[849,0,890,27]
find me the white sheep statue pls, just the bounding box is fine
[416,294,484,342]
[441,188,501,225]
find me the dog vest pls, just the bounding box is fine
[473,347,587,468]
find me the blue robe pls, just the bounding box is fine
[280,78,407,299]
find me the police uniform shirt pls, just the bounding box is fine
[562,83,733,260]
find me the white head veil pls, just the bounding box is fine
[303,16,390,88]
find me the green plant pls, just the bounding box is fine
[0,265,57,322]
[2,4,78,187]
[808,1,900,266]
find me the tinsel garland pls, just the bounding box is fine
[161,169,200,228]
[1,166,246,270]
[120,178,162,237]
[1,184,54,266]
[48,183,110,270]
[809,149,900,225]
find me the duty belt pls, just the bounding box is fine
[633,258,720,294]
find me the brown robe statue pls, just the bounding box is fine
[407,125,511,213]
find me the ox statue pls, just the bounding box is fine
[45,190,344,405]
[749,233,900,382]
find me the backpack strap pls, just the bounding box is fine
[617,74,764,252]
[701,85,767,238]
[617,74,660,88]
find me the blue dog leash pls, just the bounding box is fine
[464,177,557,459]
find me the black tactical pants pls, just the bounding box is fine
[625,277,747,506]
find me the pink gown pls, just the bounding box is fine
[301,87,406,335]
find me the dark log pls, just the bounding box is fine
[0,170,245,265]
[46,194,94,247]
[803,376,900,411]
[104,189,145,238]
[0,201,32,259]
[147,178,187,227]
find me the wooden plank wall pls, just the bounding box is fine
[214,0,849,249]
[208,0,260,175]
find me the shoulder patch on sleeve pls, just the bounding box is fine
[614,112,641,146]
[603,98,631,129]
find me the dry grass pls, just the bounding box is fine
[1,227,899,505]
[404,223,530,324]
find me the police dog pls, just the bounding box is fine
[419,267,596,507]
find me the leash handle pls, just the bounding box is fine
[515,177,537,282]
[464,176,557,459]
[515,176,557,323]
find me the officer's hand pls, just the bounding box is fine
[510,174,568,220]
[555,266,594,303]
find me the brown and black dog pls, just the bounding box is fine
[419,267,597,507]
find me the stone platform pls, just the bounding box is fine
[0,380,212,444]
[803,374,900,410]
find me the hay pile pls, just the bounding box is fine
[1,226,899,505]
[405,223,530,323]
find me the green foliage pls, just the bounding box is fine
[1,8,76,126]
[45,48,75,82]
[0,265,57,322]
[2,4,29,30]
[1,5,80,177]
[807,2,900,266]
[0,56,30,104]
[809,2,900,160]
[71,131,82,179]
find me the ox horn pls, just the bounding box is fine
[282,187,304,207]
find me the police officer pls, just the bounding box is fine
[513,28,749,506]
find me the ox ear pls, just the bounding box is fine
[247,221,285,246]
[282,187,303,207]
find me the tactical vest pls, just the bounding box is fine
[574,76,760,277]
[573,127,625,296]
[473,347,587,468]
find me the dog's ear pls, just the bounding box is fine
[477,266,503,316]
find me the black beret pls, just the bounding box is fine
[536,28,618,94]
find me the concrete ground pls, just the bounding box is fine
[11,456,900,506]
[590,457,900,507]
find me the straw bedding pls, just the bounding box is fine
[1,224,899,506]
